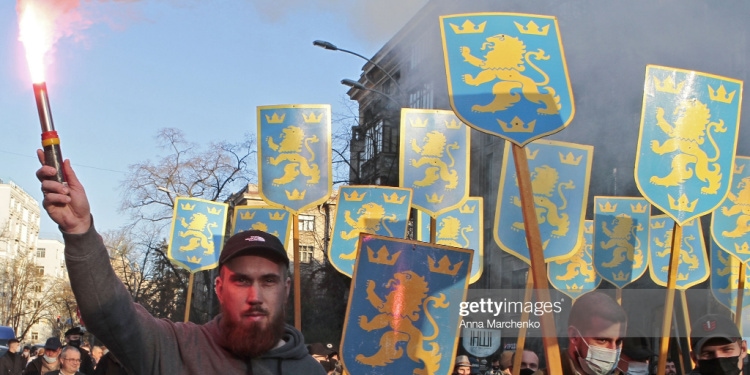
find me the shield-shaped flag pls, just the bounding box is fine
[329,186,412,277]
[167,197,228,273]
[440,13,574,146]
[648,215,709,289]
[593,197,651,288]
[231,206,291,244]
[257,104,332,213]
[548,220,601,300]
[635,65,743,226]
[711,156,750,262]
[340,234,472,375]
[710,238,750,313]
[494,139,593,263]
[400,108,470,217]
[432,197,484,284]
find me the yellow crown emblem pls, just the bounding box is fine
[598,202,618,213]
[735,163,746,175]
[265,112,286,124]
[239,211,255,220]
[344,191,366,201]
[736,242,750,254]
[302,112,323,123]
[498,116,536,133]
[630,202,648,214]
[449,20,486,34]
[269,211,286,221]
[444,119,462,129]
[584,223,593,234]
[708,84,736,104]
[526,148,539,160]
[383,193,406,204]
[677,273,690,281]
[367,245,401,265]
[180,203,196,211]
[650,220,666,229]
[612,271,630,281]
[428,255,463,276]
[285,189,306,201]
[186,255,202,264]
[426,193,444,204]
[459,203,476,214]
[668,193,698,212]
[409,118,428,128]
[566,284,583,292]
[514,20,549,36]
[653,76,685,94]
[207,207,221,215]
[559,152,582,166]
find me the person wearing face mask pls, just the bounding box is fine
[63,328,94,375]
[23,338,62,375]
[562,292,628,375]
[688,314,747,375]
[614,333,652,375]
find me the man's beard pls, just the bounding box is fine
[220,304,287,358]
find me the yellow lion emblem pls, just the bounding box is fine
[599,215,644,269]
[339,203,397,260]
[249,222,280,238]
[554,241,596,282]
[410,131,459,190]
[435,216,473,248]
[460,34,561,114]
[178,213,218,255]
[266,125,321,186]
[356,271,448,375]
[512,165,574,237]
[655,230,700,271]
[650,100,726,194]
[721,176,750,238]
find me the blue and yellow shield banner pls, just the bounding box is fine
[258,104,332,213]
[329,186,413,277]
[711,238,750,313]
[711,156,750,262]
[400,109,470,217]
[548,220,601,301]
[635,65,743,226]
[494,139,593,263]
[231,206,291,242]
[340,234,472,375]
[648,215,709,289]
[440,13,574,146]
[593,197,651,288]
[416,198,484,284]
[167,197,228,273]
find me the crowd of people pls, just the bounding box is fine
[452,292,745,375]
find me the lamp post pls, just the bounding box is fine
[313,40,403,94]
[341,79,401,107]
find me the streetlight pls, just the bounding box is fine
[313,39,403,94]
[341,79,401,107]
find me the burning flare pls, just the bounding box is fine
[18,2,54,83]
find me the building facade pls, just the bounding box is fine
[0,180,41,257]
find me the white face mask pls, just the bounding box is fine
[43,354,57,364]
[625,362,649,375]
[573,327,621,375]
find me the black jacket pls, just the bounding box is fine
[0,351,25,375]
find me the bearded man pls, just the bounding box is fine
[36,154,324,375]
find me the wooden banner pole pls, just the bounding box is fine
[184,273,194,323]
[512,271,535,375]
[656,222,683,375]
[430,216,437,243]
[293,213,301,330]
[616,288,622,305]
[680,290,694,370]
[736,263,746,327]
[511,144,561,375]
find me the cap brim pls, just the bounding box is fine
[694,335,734,354]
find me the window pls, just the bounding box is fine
[31,332,38,341]
[33,284,42,293]
[36,266,44,276]
[300,245,314,263]
[34,301,41,309]
[409,83,434,109]
[299,215,315,232]
[36,248,46,258]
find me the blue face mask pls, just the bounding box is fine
[573,327,621,375]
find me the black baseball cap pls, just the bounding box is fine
[691,314,742,354]
[622,335,653,361]
[219,230,289,267]
[44,337,62,350]
[65,327,84,336]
